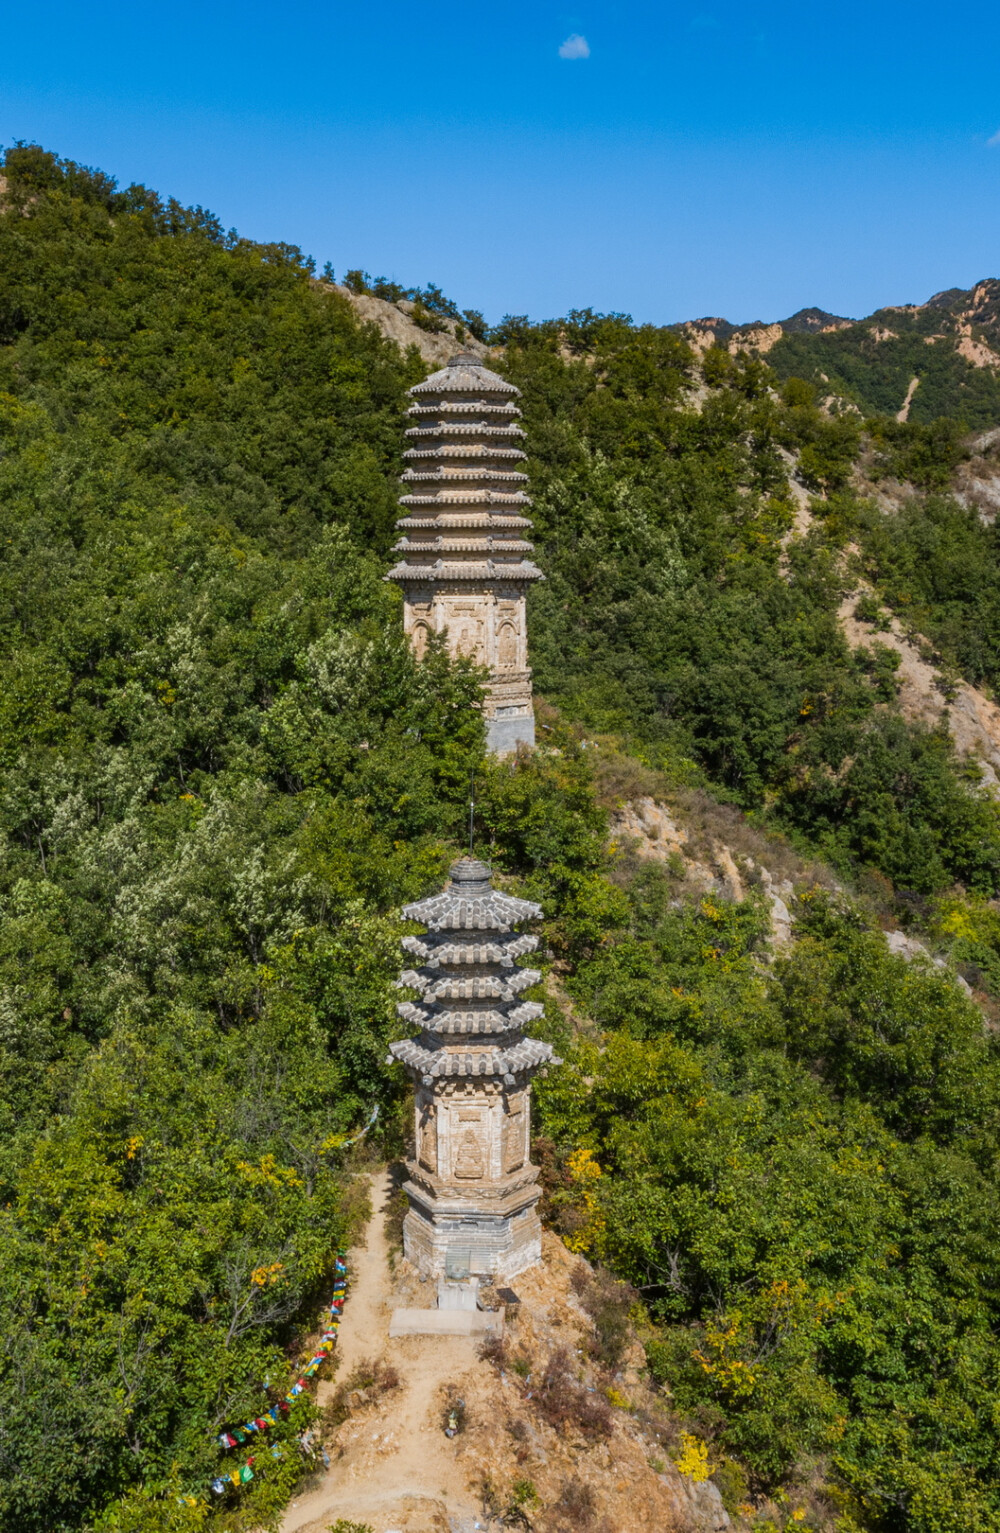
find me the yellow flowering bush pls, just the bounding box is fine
[675,1432,710,1483]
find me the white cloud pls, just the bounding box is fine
[558,32,590,59]
[989,129,1000,147]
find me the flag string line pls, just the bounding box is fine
[176,1108,380,1508]
[177,1252,348,1505]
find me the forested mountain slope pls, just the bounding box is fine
[4,144,1000,1533]
[670,282,1000,425]
[761,281,1000,426]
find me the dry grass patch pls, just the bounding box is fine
[532,1347,612,1442]
[322,1357,400,1434]
[570,1264,638,1371]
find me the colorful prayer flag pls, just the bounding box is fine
[198,1259,347,1503]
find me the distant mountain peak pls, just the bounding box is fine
[778,306,853,333]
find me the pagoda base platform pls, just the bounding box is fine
[389,1308,504,1338]
[401,1176,543,1281]
[486,710,535,756]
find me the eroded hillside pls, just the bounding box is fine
[285,1175,731,1533]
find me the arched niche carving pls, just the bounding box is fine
[498,622,518,669]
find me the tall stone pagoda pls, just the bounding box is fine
[386,353,543,755]
[388,856,559,1280]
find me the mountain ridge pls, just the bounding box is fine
[334,263,1000,427]
[678,278,1000,424]
[676,280,1000,343]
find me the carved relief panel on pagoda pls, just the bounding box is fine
[417,1092,438,1174]
[502,1092,527,1174]
[495,598,525,671]
[442,597,487,664]
[453,1105,487,1179]
[406,600,434,661]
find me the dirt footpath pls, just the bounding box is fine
[281,1170,485,1533]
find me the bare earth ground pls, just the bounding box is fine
[282,1169,484,1533]
[280,1172,713,1533]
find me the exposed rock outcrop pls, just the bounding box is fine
[610,790,973,987]
[954,428,1000,522]
[885,929,972,995]
[838,592,1000,791]
[776,445,814,543]
[609,796,794,947]
[322,282,493,368]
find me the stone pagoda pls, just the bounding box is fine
[388,856,559,1281]
[386,353,543,755]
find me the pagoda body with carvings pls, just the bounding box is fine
[388,856,558,1280]
[386,354,542,755]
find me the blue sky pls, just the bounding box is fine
[3,0,1000,326]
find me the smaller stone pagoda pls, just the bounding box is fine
[388,856,559,1280]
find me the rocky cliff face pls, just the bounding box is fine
[321,282,494,368]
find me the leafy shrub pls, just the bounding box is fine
[478,1333,508,1370]
[853,591,891,629]
[866,415,969,488]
